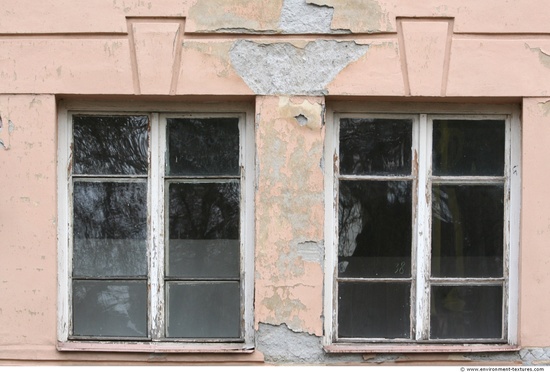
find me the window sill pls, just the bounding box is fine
[324,343,520,354]
[57,341,255,354]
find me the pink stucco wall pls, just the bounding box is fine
[1,0,550,365]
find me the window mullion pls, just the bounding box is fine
[149,112,165,340]
[415,114,431,341]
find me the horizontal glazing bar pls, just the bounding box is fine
[338,175,415,181]
[72,175,148,180]
[336,337,414,343]
[69,336,151,341]
[421,338,508,344]
[156,337,245,343]
[337,277,412,283]
[164,278,240,282]
[72,277,148,281]
[429,278,505,284]
[430,177,505,184]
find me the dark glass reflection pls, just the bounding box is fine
[339,118,412,176]
[430,285,503,339]
[72,280,148,338]
[433,119,505,176]
[73,181,147,277]
[338,282,411,339]
[73,115,149,175]
[338,181,412,278]
[166,281,241,338]
[431,185,504,278]
[167,118,239,176]
[167,182,240,277]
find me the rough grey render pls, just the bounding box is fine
[520,348,550,365]
[279,0,334,33]
[256,323,363,364]
[230,40,368,95]
[256,323,550,365]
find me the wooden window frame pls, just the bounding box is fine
[57,100,255,353]
[323,102,521,353]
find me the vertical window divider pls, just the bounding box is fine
[241,111,255,346]
[323,111,337,345]
[150,112,164,340]
[507,108,521,345]
[415,113,431,340]
[57,106,72,342]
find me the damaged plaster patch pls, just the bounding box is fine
[279,0,334,33]
[257,323,363,364]
[0,116,14,150]
[526,43,550,69]
[188,0,283,33]
[307,0,390,33]
[295,241,323,264]
[521,348,550,365]
[230,40,368,95]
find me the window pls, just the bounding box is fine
[324,103,520,352]
[57,102,254,352]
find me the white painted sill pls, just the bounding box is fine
[57,341,255,354]
[324,343,520,354]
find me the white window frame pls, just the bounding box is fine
[57,100,255,353]
[323,102,521,353]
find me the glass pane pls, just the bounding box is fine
[338,181,412,278]
[73,115,149,175]
[168,240,239,279]
[432,119,505,176]
[167,182,240,277]
[430,285,503,339]
[167,118,239,176]
[72,280,148,338]
[431,185,504,278]
[339,118,412,176]
[166,281,241,338]
[338,282,411,339]
[73,181,147,277]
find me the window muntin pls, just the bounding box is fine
[59,108,253,350]
[329,110,518,346]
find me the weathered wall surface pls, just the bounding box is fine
[0,95,57,353]
[255,96,325,336]
[1,0,550,365]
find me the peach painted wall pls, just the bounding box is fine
[0,0,549,364]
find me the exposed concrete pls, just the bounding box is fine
[256,323,363,364]
[230,40,369,95]
[279,0,334,34]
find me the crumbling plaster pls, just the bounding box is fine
[230,40,369,95]
[254,96,325,336]
[187,0,550,34]
[186,0,283,33]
